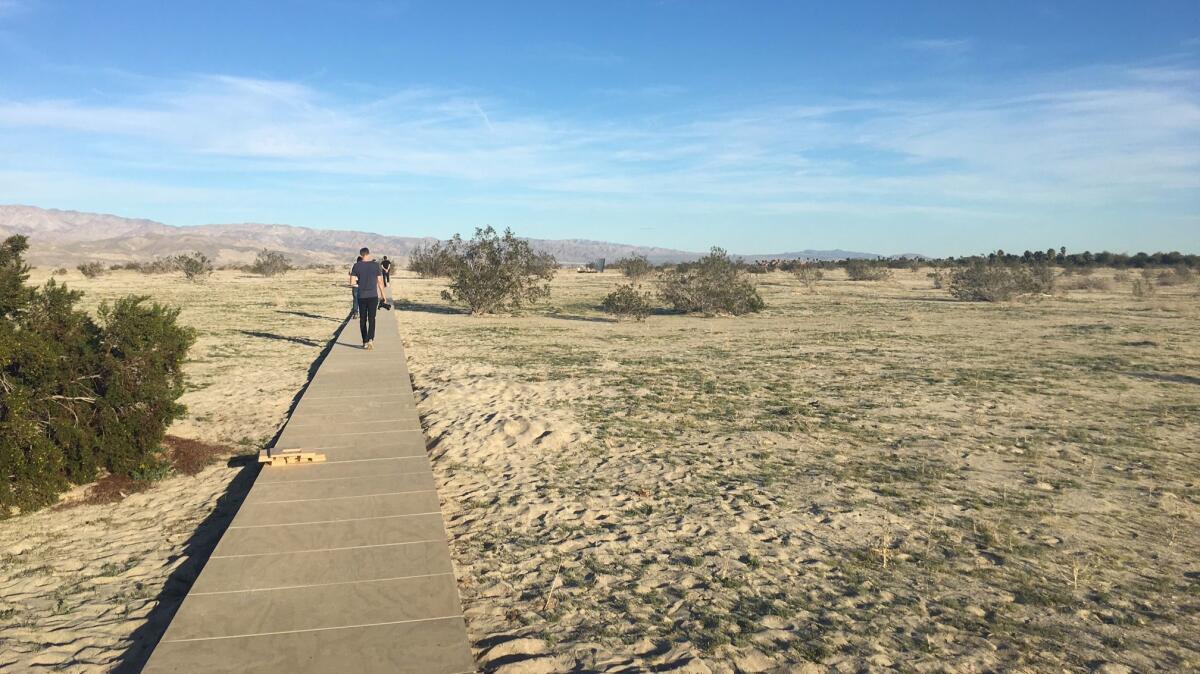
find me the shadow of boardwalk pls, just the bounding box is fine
[238,329,323,347]
[111,456,259,674]
[397,301,469,315]
[112,318,350,672]
[275,309,341,323]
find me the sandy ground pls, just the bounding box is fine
[396,268,1200,673]
[1,265,1197,673]
[0,268,351,672]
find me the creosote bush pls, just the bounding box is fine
[440,226,558,315]
[616,254,654,280]
[948,261,1055,302]
[0,235,195,516]
[601,284,654,321]
[793,265,823,291]
[408,240,456,278]
[77,262,107,278]
[173,251,213,282]
[656,247,765,316]
[249,249,292,277]
[844,259,892,281]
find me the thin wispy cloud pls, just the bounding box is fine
[0,60,1196,248]
[901,37,974,55]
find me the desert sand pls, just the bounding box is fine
[1,266,1198,673]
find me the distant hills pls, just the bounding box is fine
[0,205,883,266]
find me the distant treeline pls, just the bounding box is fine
[679,248,1200,273]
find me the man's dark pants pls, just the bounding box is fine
[359,295,378,343]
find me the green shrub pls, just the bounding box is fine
[408,240,455,278]
[249,249,292,277]
[948,261,1055,301]
[76,262,107,278]
[844,259,892,281]
[616,254,654,280]
[440,227,558,314]
[173,251,213,282]
[656,247,765,315]
[601,284,654,321]
[0,235,195,516]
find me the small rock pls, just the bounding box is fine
[1093,664,1132,674]
[965,605,986,618]
[734,649,775,672]
[1034,482,1055,491]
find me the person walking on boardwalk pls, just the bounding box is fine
[348,255,363,318]
[380,255,392,287]
[350,248,386,350]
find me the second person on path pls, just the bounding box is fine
[350,247,386,350]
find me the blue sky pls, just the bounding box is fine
[0,1,1197,256]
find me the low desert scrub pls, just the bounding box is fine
[76,261,107,278]
[793,265,823,291]
[844,259,892,281]
[173,251,213,282]
[249,249,292,277]
[408,240,455,278]
[440,226,557,315]
[51,267,68,276]
[1132,278,1156,298]
[601,284,654,321]
[1156,265,1195,286]
[656,247,765,315]
[615,254,654,280]
[1060,275,1112,291]
[948,261,1055,301]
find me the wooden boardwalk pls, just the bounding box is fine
[143,300,474,673]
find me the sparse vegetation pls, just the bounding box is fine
[844,259,892,281]
[76,262,107,278]
[172,251,213,282]
[948,261,1055,301]
[248,249,292,277]
[439,226,558,315]
[656,247,765,315]
[615,254,654,280]
[793,265,823,291]
[407,240,456,278]
[600,284,654,321]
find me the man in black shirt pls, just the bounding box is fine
[349,247,386,350]
[380,255,392,286]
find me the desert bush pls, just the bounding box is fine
[616,254,654,280]
[844,259,892,281]
[948,261,1054,301]
[1132,278,1156,298]
[1060,276,1112,291]
[51,267,68,276]
[1156,265,1195,286]
[173,251,213,282]
[439,226,558,314]
[656,247,765,315]
[76,262,107,278]
[408,240,456,278]
[601,284,654,321]
[793,265,823,291]
[928,268,946,289]
[249,249,292,277]
[0,235,195,515]
[1113,270,1130,283]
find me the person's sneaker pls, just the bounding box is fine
[366,341,374,350]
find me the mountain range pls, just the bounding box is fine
[0,205,884,266]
